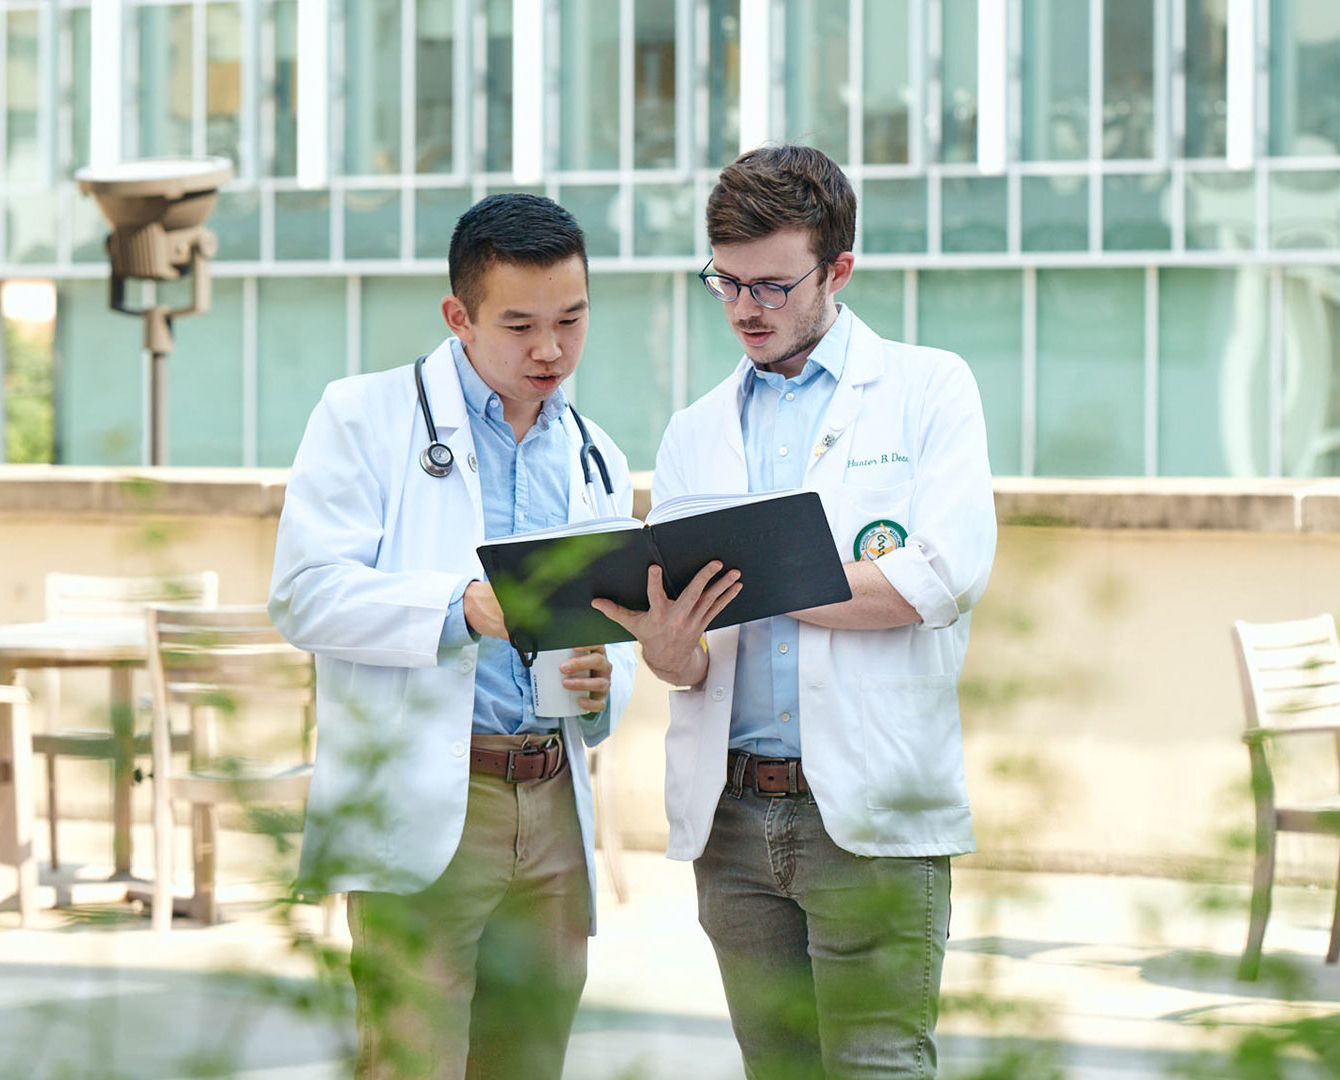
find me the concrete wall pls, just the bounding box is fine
[3,466,1340,884]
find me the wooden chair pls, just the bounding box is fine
[145,604,314,933]
[0,684,38,925]
[32,571,219,869]
[1232,614,1340,980]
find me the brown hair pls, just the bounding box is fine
[706,145,856,264]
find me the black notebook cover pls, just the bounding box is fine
[476,491,852,653]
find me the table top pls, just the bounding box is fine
[0,618,146,669]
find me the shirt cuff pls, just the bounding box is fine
[439,577,481,650]
[872,542,962,630]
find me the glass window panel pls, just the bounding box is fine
[1185,0,1228,158]
[1021,0,1089,161]
[863,0,911,164]
[7,193,57,264]
[415,187,474,258]
[1103,0,1156,159]
[704,0,740,168]
[361,276,453,373]
[1103,173,1172,251]
[688,271,744,401]
[571,273,676,471]
[1281,267,1340,476]
[1036,269,1144,476]
[1186,169,1255,250]
[212,189,262,261]
[1269,0,1340,158]
[836,271,905,342]
[784,0,849,162]
[69,8,91,179]
[258,277,346,465]
[72,190,106,263]
[1021,175,1089,251]
[919,270,1023,476]
[560,184,622,257]
[941,176,1007,253]
[861,178,927,254]
[415,0,454,173]
[206,3,243,165]
[1159,268,1269,475]
[137,5,194,159]
[55,280,146,464]
[941,0,978,164]
[344,0,401,175]
[6,11,41,183]
[169,277,244,465]
[560,0,620,170]
[484,0,512,173]
[274,189,331,259]
[635,0,676,168]
[633,183,694,256]
[1270,170,1340,250]
[273,0,298,177]
[345,189,401,259]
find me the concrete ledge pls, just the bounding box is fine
[3,465,1340,532]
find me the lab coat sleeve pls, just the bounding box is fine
[268,381,470,667]
[872,352,997,629]
[574,420,638,747]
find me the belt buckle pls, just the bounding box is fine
[753,756,793,797]
[505,745,541,783]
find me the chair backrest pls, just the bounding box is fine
[1231,613,1340,735]
[145,604,314,766]
[45,572,220,621]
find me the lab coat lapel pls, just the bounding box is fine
[421,339,484,517]
[807,314,883,486]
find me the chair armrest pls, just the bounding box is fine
[1243,723,1340,744]
[0,686,32,705]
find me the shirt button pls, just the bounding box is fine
[710,687,726,702]
[458,657,474,674]
[778,446,789,457]
[777,643,789,654]
[784,392,795,401]
[451,741,466,757]
[780,711,791,722]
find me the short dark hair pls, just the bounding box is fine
[706,145,856,266]
[448,193,589,317]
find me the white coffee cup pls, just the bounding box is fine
[529,648,587,718]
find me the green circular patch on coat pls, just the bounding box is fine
[853,519,908,561]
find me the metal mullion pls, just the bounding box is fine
[400,0,414,259]
[909,0,924,168]
[37,0,57,187]
[1170,0,1186,255]
[1153,0,1169,166]
[259,0,275,177]
[192,0,206,158]
[1007,0,1021,165]
[1268,263,1283,476]
[452,0,471,177]
[471,0,486,174]
[242,274,257,466]
[926,0,942,164]
[544,0,560,176]
[903,267,918,345]
[673,0,692,172]
[1088,0,1102,253]
[769,0,784,144]
[618,0,633,174]
[1252,0,1268,253]
[1143,264,1158,475]
[691,0,708,167]
[847,0,862,168]
[345,273,360,378]
[1006,167,1020,254]
[55,6,73,262]
[1021,264,1036,477]
[671,268,687,410]
[927,168,941,257]
[239,0,259,182]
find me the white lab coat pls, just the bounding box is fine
[268,338,637,924]
[653,309,996,861]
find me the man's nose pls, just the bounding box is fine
[733,287,766,319]
[532,331,562,361]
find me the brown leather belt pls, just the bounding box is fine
[469,737,565,783]
[727,750,809,796]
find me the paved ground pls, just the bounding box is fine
[2,821,1338,1079]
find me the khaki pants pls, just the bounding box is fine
[348,735,590,1080]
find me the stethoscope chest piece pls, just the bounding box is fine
[420,442,454,478]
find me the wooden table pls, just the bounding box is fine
[0,618,146,923]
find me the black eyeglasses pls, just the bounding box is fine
[698,258,826,310]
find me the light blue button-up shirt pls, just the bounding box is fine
[729,305,851,757]
[439,338,574,735]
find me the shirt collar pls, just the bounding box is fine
[742,303,852,395]
[450,337,568,427]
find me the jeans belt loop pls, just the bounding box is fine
[728,750,749,799]
[787,759,799,795]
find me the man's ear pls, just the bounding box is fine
[442,295,474,342]
[827,252,856,295]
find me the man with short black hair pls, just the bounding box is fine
[597,146,997,1078]
[270,192,636,1080]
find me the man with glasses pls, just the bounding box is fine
[595,146,997,1078]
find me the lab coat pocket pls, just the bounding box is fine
[825,480,915,564]
[858,673,965,812]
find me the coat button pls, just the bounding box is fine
[451,741,466,757]
[710,687,726,702]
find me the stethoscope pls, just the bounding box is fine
[414,354,615,516]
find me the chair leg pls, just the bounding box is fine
[591,747,628,904]
[45,755,59,871]
[152,779,174,934]
[191,804,218,925]
[1327,849,1340,965]
[1239,821,1276,981]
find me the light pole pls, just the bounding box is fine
[75,158,233,466]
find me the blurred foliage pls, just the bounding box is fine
[4,318,54,463]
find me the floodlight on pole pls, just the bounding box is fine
[75,156,234,466]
